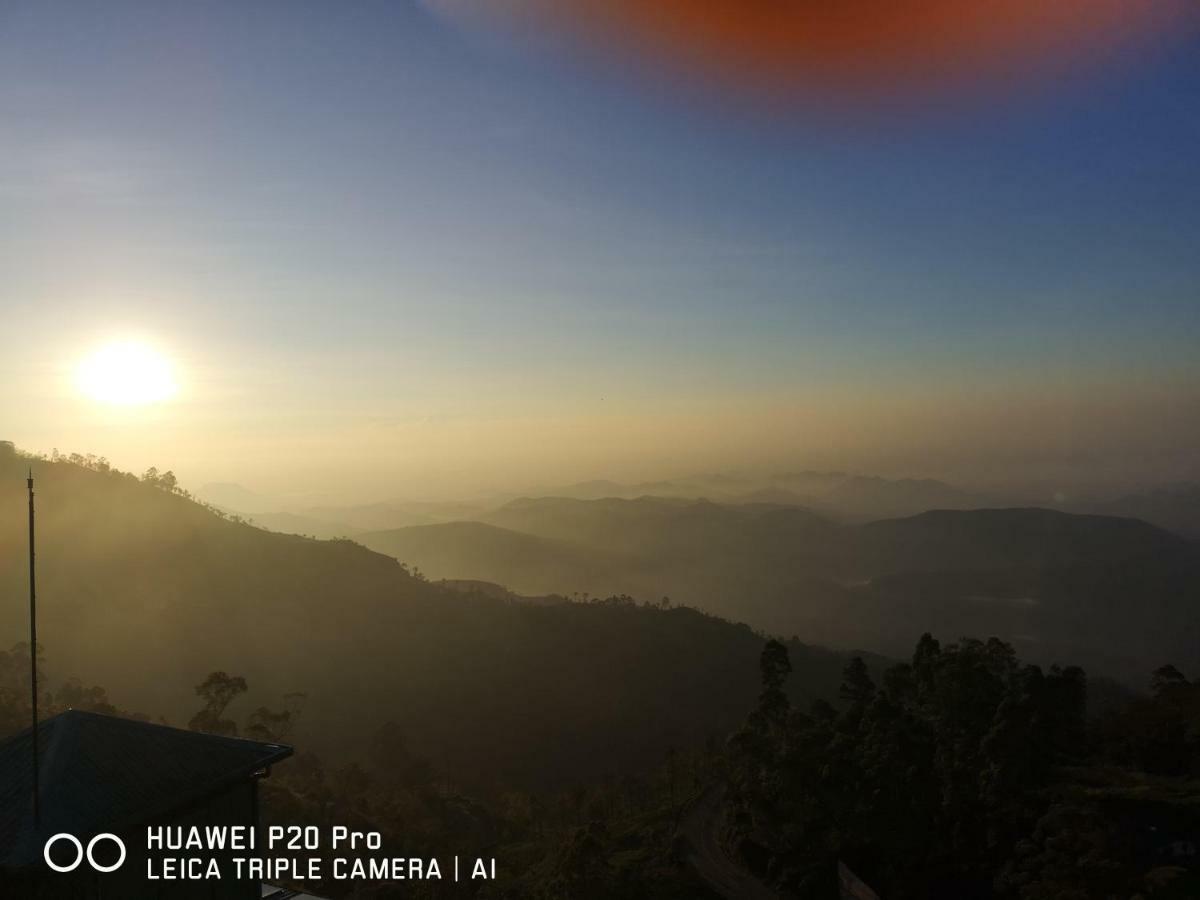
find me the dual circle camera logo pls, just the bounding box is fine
[43,833,127,873]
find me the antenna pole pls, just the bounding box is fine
[27,469,39,827]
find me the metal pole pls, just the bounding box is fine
[28,469,39,827]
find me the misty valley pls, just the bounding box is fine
[2,443,1199,898]
[4,4,1200,896]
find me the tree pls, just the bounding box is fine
[1151,664,1189,700]
[724,634,1114,898]
[839,657,874,706]
[245,692,305,743]
[188,671,247,736]
[757,639,792,728]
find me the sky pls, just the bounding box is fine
[1,1,1199,501]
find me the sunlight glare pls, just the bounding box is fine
[76,340,179,406]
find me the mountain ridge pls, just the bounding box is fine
[0,445,865,789]
[360,497,1199,684]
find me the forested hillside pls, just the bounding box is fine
[0,445,863,789]
[723,635,1200,898]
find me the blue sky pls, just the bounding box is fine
[1,1,1198,496]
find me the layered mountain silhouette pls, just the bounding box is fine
[0,447,858,789]
[12,441,1193,795]
[1079,482,1200,540]
[522,471,980,521]
[205,471,982,542]
[361,497,1200,684]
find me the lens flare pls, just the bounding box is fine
[428,0,1195,100]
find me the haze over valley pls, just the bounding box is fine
[182,465,1200,687]
[4,3,1200,896]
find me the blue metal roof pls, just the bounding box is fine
[0,710,292,868]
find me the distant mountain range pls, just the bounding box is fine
[360,497,1200,685]
[2,447,865,788]
[202,472,1200,542]
[8,442,1195,791]
[195,482,494,537]
[529,470,982,521]
[191,465,1200,685]
[1077,482,1200,540]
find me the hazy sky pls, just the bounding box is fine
[2,2,1198,500]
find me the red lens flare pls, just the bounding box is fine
[430,0,1195,100]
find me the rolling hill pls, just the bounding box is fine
[529,470,982,520]
[360,497,1200,684]
[0,445,861,789]
[1079,483,1200,540]
[358,520,618,597]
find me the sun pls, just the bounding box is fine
[76,340,179,406]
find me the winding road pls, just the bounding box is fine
[678,786,780,900]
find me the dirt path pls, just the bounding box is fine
[678,786,779,900]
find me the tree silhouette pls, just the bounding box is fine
[188,671,248,736]
[725,634,1102,898]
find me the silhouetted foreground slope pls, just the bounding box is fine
[0,448,858,788]
[362,497,1200,684]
